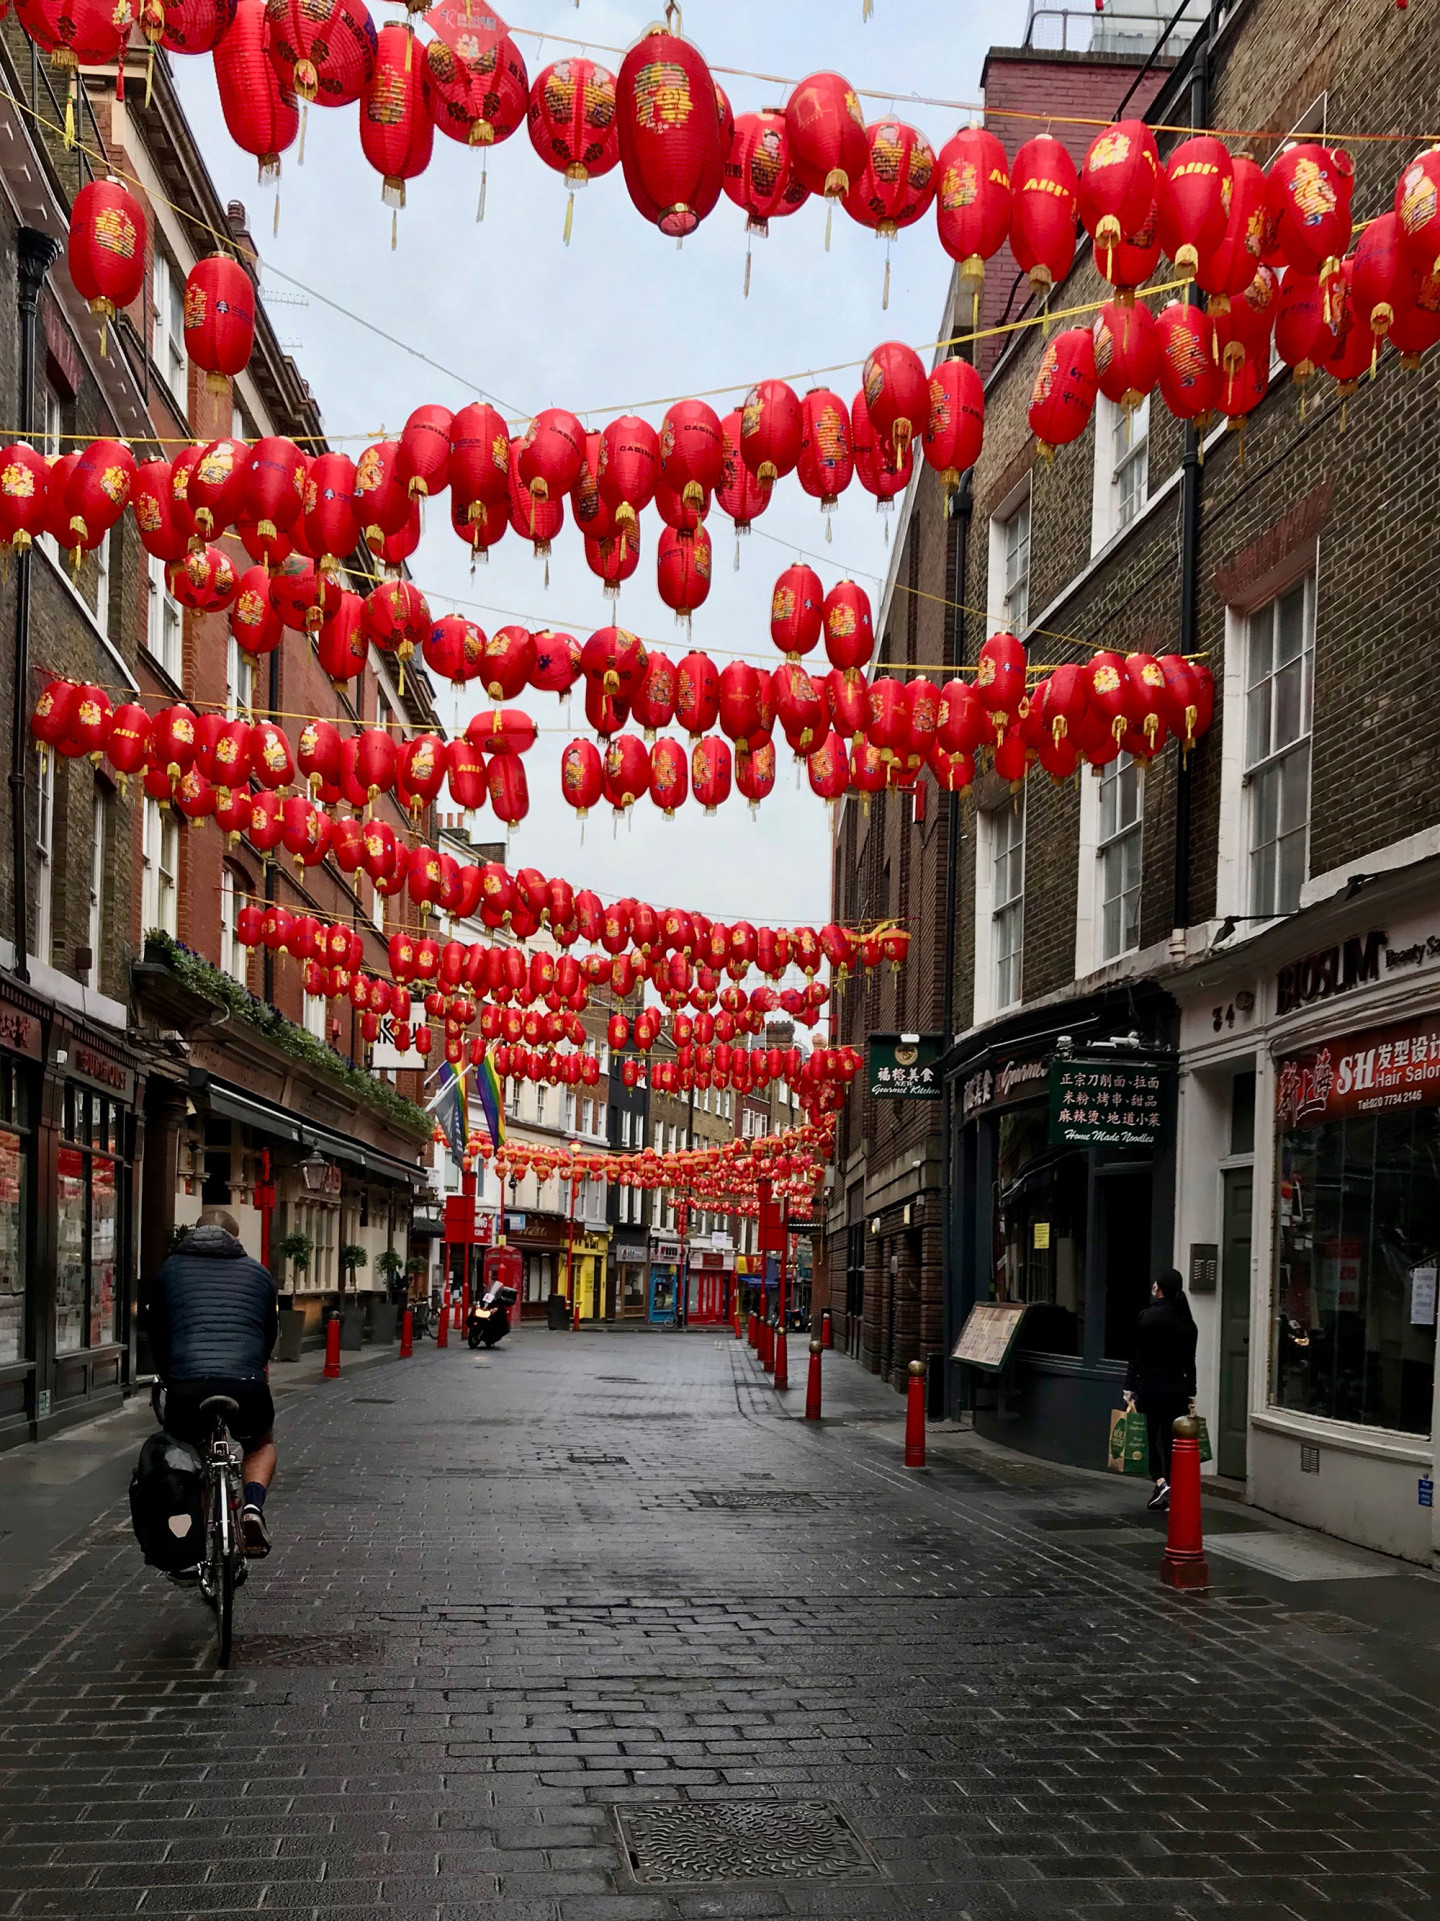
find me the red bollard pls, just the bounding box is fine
[323,1314,341,1379]
[461,1280,470,1326]
[399,1308,413,1358]
[761,1319,775,1374]
[454,1290,464,1333]
[1161,1416,1210,1589]
[437,1288,450,1349]
[904,1359,926,1468]
[805,1339,822,1420]
[821,1308,833,1351]
[774,1326,789,1390]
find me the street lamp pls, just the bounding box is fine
[299,1149,328,1193]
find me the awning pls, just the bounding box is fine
[192,1073,427,1189]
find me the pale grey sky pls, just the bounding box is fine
[174,0,1018,926]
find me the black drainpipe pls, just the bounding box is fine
[9,229,61,985]
[1172,22,1210,952]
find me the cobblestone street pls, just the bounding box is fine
[5,1328,1440,1920]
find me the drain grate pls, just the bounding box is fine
[352,1397,395,1405]
[616,1799,881,1888]
[233,1631,387,1668]
[596,1374,641,1383]
[568,1452,628,1466]
[692,1489,818,1511]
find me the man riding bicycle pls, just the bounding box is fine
[146,1207,278,1560]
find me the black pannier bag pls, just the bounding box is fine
[129,1430,205,1571]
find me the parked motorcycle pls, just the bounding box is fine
[467,1280,518,1349]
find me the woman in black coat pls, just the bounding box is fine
[1125,1268,1197,1511]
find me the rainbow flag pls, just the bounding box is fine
[475,1047,505,1153]
[431,1059,470,1167]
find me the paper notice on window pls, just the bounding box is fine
[1411,1265,1437,1327]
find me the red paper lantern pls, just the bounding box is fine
[603,733,651,812]
[561,737,603,818]
[691,736,732,813]
[486,754,529,826]
[736,737,776,809]
[723,107,807,241]
[716,411,768,536]
[518,406,586,502]
[67,180,146,334]
[774,663,825,754]
[657,524,711,625]
[676,650,719,736]
[1010,134,1079,298]
[188,435,248,539]
[598,414,659,531]
[183,254,254,394]
[213,0,299,181]
[1273,270,1332,388]
[822,579,874,679]
[19,0,134,72]
[1197,154,1268,300]
[770,563,823,659]
[843,117,936,262]
[303,451,360,571]
[850,393,912,513]
[630,648,676,737]
[862,340,930,457]
[922,355,985,495]
[797,388,853,520]
[1027,327,1098,457]
[737,378,803,491]
[171,543,238,612]
[426,22,528,149]
[1267,143,1353,276]
[399,401,452,498]
[784,71,867,210]
[1156,135,1232,281]
[296,718,341,797]
[1155,299,1218,420]
[105,701,152,783]
[1353,211,1400,348]
[154,0,237,55]
[935,125,1011,306]
[616,21,724,238]
[1092,300,1160,409]
[532,628,581,698]
[242,434,306,547]
[1212,262,1279,383]
[268,0,377,107]
[660,398,724,508]
[647,736,688,815]
[508,435,565,557]
[0,445,51,558]
[65,438,134,550]
[976,633,1028,740]
[526,57,620,239]
[1077,119,1158,271]
[361,576,428,671]
[806,730,849,801]
[424,612,486,686]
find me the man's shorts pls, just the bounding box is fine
[162,1378,275,1452]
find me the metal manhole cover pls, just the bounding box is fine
[692,1490,818,1511]
[615,1800,882,1888]
[233,1632,386,1668]
[569,1452,628,1466]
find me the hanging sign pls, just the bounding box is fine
[1049,1058,1166,1146]
[1276,1011,1440,1131]
[868,1033,944,1100]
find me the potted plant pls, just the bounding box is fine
[339,1243,369,1346]
[274,1231,312,1364]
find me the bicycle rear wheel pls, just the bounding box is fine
[215,1548,234,1668]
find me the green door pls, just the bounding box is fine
[1218,1167,1253,1480]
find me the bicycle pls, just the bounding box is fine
[194,1394,246,1668]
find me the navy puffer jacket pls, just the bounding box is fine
[146,1226,278,1381]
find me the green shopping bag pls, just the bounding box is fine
[1107,1405,1149,1476]
[1195,1415,1213,1465]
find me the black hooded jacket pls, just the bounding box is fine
[1126,1296,1198,1401]
[146,1226,278,1382]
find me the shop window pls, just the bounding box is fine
[996,1104,1086,1357]
[1100,1166,1155,1362]
[56,1085,123,1353]
[1273,1106,1438,1435]
[992,797,1025,1011]
[1245,575,1313,920]
[1098,753,1142,961]
[141,796,178,935]
[0,1061,34,1365]
[35,750,54,966]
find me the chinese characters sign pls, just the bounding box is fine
[868,1033,944,1101]
[1049,1059,1166,1146]
[951,1301,1028,1372]
[1276,1012,1440,1131]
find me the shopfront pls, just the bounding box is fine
[564,1228,610,1322]
[686,1241,733,1324]
[0,970,144,1450]
[946,985,1177,1467]
[649,1234,682,1324]
[507,1213,567,1317]
[1174,881,1440,1563]
[612,1230,649,1318]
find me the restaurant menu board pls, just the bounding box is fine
[1049,1059,1165,1146]
[55,1146,86,1355]
[0,1129,23,1364]
[951,1301,1029,1372]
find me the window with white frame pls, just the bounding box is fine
[35,751,54,965]
[147,553,182,680]
[1098,754,1142,961]
[1112,397,1149,531]
[225,631,253,716]
[303,992,327,1041]
[152,252,187,407]
[92,528,111,635]
[219,866,246,983]
[992,797,1025,1011]
[536,1086,547,1128]
[88,783,106,966]
[1244,575,1314,920]
[1001,493,1030,633]
[562,1090,575,1135]
[141,795,178,935]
